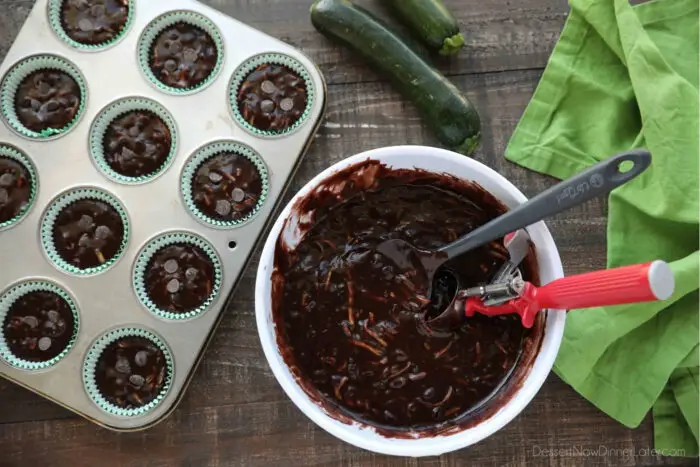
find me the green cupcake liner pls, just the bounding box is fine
[83,327,174,417]
[133,232,222,321]
[0,280,80,370]
[181,141,269,228]
[41,188,130,276]
[229,53,315,137]
[0,144,38,230]
[48,0,135,51]
[0,54,87,140]
[89,97,178,184]
[137,10,224,95]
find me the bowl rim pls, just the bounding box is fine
[255,145,565,456]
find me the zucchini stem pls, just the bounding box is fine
[455,132,481,156]
[439,33,465,56]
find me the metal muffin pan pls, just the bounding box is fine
[0,0,326,430]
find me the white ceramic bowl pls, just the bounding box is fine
[255,145,566,456]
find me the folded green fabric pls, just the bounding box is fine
[505,0,699,457]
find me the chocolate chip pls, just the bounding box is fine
[38,337,52,351]
[90,4,106,16]
[260,80,276,95]
[78,18,93,32]
[163,259,179,274]
[37,81,51,95]
[94,225,111,240]
[185,267,198,281]
[0,173,15,187]
[129,374,145,388]
[134,350,148,367]
[47,310,60,322]
[22,316,39,328]
[389,377,406,389]
[77,214,94,230]
[166,278,180,294]
[121,147,137,160]
[54,319,67,336]
[182,48,199,62]
[215,199,231,216]
[231,188,245,203]
[280,98,295,112]
[115,357,131,374]
[260,99,275,113]
[78,233,91,248]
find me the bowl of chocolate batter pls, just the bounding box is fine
[255,146,565,456]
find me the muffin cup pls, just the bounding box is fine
[0,54,87,140]
[137,10,224,95]
[89,97,178,184]
[83,327,174,417]
[133,232,222,321]
[0,280,79,370]
[48,0,135,51]
[229,53,314,137]
[41,188,130,276]
[0,144,38,230]
[181,141,269,228]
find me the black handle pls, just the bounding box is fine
[438,149,651,259]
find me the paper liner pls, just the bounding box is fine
[0,54,87,139]
[137,10,224,95]
[0,280,79,370]
[229,53,314,137]
[89,97,178,184]
[83,327,174,417]
[41,188,129,275]
[132,232,222,321]
[48,0,135,50]
[0,144,38,230]
[181,141,269,228]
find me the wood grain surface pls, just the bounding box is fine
[0,0,694,466]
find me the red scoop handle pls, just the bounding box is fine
[465,261,675,328]
[535,260,674,309]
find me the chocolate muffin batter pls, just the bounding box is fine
[60,0,130,45]
[237,63,308,132]
[52,198,124,269]
[0,156,32,224]
[14,70,81,133]
[95,336,168,408]
[2,290,75,362]
[273,161,542,433]
[103,110,172,178]
[150,22,218,89]
[144,243,215,313]
[191,152,262,222]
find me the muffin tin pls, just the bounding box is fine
[0,0,326,430]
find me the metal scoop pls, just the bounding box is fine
[462,260,675,328]
[376,149,652,308]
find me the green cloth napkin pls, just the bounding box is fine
[504,0,699,456]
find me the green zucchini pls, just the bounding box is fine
[310,0,480,155]
[387,0,464,56]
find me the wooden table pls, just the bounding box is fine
[0,1,694,465]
